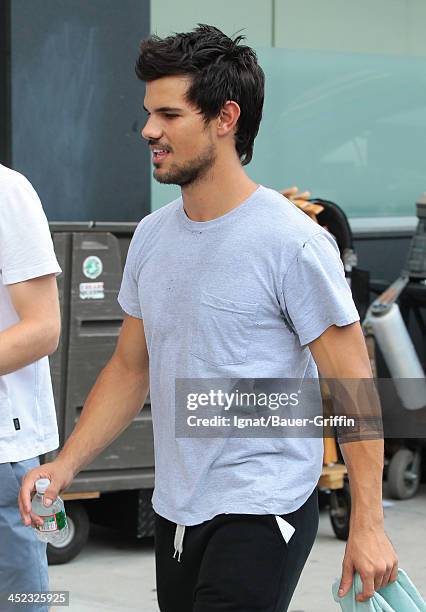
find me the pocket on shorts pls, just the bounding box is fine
[274,515,296,545]
[191,292,259,366]
[1,458,40,509]
[0,394,15,439]
[0,462,21,507]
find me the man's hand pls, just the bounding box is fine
[18,460,74,528]
[339,526,398,601]
[280,186,311,203]
[280,186,325,223]
[309,325,398,601]
[19,315,149,530]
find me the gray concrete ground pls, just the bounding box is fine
[49,484,426,612]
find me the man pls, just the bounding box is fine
[20,25,397,611]
[0,164,61,611]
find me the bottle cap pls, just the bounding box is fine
[35,478,51,494]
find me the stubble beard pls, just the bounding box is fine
[153,141,217,187]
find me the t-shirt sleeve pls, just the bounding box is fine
[0,177,61,284]
[117,224,143,319]
[281,232,360,346]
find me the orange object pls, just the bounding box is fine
[323,436,339,465]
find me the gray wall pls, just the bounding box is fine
[10,0,150,222]
[152,0,426,55]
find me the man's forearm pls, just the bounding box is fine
[57,355,149,477]
[340,439,384,527]
[0,321,59,375]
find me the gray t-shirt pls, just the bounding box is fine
[118,185,359,525]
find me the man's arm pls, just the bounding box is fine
[0,274,60,375]
[19,314,149,524]
[309,321,398,602]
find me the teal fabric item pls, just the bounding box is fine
[332,569,426,611]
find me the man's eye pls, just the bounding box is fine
[164,114,178,118]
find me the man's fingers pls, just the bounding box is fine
[30,512,44,528]
[18,465,58,523]
[18,497,32,527]
[356,574,375,602]
[43,483,60,507]
[18,497,30,526]
[20,479,32,514]
[281,186,298,197]
[19,461,73,528]
[374,566,386,591]
[280,187,312,203]
[19,470,39,524]
[380,549,398,589]
[294,190,311,200]
[19,488,42,529]
[379,565,393,590]
[389,562,399,583]
[338,562,354,597]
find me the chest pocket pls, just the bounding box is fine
[191,292,259,367]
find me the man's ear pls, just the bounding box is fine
[217,101,241,136]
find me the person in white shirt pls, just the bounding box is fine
[0,164,61,611]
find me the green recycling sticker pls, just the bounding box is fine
[83,256,103,280]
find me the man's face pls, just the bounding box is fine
[142,76,217,187]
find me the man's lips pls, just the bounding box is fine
[151,147,171,164]
[152,151,169,162]
[150,144,170,163]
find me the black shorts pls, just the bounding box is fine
[155,488,319,612]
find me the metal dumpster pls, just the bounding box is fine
[44,222,154,564]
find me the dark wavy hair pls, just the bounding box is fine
[135,24,265,166]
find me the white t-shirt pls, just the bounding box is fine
[0,164,61,463]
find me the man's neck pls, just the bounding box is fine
[181,158,259,222]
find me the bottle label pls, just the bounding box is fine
[56,510,68,530]
[37,511,68,532]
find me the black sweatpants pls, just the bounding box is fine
[155,489,319,612]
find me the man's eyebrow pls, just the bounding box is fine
[143,105,183,113]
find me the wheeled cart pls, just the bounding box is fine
[45,223,155,564]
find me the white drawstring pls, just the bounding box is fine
[173,524,186,562]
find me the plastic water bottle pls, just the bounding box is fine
[32,478,69,544]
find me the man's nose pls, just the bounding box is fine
[141,116,162,141]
